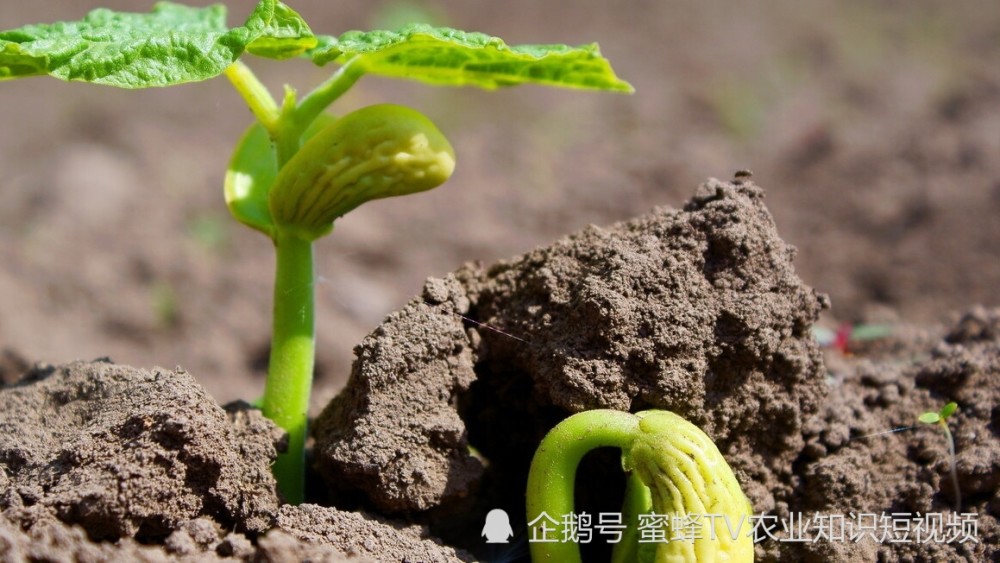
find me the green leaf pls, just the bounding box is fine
[0,1,315,88]
[246,1,318,60]
[939,402,958,420]
[309,23,633,93]
[919,412,941,424]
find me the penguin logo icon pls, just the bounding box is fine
[482,508,513,543]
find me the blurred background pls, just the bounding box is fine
[0,0,997,405]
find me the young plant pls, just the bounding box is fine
[1,1,632,503]
[918,401,961,511]
[527,409,754,563]
[855,401,963,512]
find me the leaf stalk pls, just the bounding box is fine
[223,60,280,133]
[292,57,365,136]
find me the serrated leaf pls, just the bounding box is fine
[309,23,633,92]
[246,1,317,60]
[0,0,315,88]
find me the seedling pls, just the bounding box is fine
[918,402,960,511]
[1,1,632,503]
[526,409,754,563]
[853,401,962,512]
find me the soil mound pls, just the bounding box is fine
[0,360,280,540]
[313,179,999,561]
[314,179,828,521]
[0,361,472,561]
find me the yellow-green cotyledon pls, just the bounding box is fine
[526,409,754,563]
[269,103,455,241]
[625,410,754,562]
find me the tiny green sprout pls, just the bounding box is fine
[918,402,961,511]
[527,409,753,563]
[1,1,632,503]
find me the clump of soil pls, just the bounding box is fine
[314,179,827,523]
[0,361,472,562]
[313,179,999,561]
[0,360,280,540]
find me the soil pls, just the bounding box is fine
[1,1,998,562]
[0,360,474,562]
[2,181,998,561]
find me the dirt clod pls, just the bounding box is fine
[314,180,828,523]
[313,274,483,513]
[0,360,282,541]
[1,360,477,561]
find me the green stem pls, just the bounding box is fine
[291,57,365,137]
[223,61,280,133]
[941,422,961,512]
[274,86,302,167]
[225,59,366,505]
[263,232,315,504]
[269,59,366,193]
[526,410,640,563]
[611,472,652,563]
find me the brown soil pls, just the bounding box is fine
[314,181,826,520]
[1,1,998,561]
[3,181,998,561]
[0,361,473,562]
